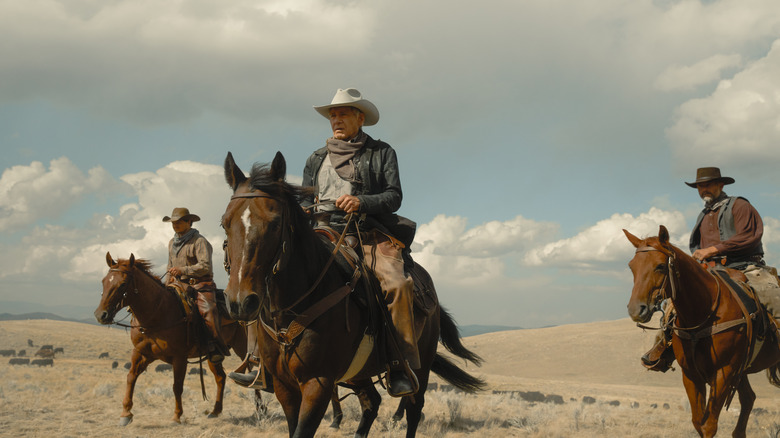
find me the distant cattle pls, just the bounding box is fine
[9,358,29,365]
[53,347,64,354]
[17,349,26,357]
[35,347,54,358]
[155,363,173,372]
[41,344,53,350]
[31,358,53,367]
[112,361,119,369]
[188,367,206,375]
[27,339,34,347]
[124,362,131,370]
[0,349,15,357]
[98,352,109,359]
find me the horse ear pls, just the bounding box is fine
[106,252,115,267]
[129,254,135,267]
[271,151,286,181]
[623,229,642,248]
[658,225,670,245]
[224,152,247,191]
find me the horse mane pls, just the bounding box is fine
[117,258,163,285]
[249,163,316,231]
[248,162,329,267]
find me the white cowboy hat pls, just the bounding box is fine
[313,88,379,126]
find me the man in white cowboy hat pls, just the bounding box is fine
[304,88,418,396]
[164,207,228,362]
[642,167,780,372]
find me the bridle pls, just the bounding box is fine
[102,267,137,327]
[226,189,361,343]
[635,244,679,302]
[634,243,723,334]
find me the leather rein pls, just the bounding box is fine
[634,245,730,339]
[105,267,186,332]
[228,191,362,346]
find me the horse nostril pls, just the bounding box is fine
[242,294,260,317]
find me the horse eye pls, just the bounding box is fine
[654,264,666,273]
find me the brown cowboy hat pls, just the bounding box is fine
[685,167,735,188]
[162,207,201,222]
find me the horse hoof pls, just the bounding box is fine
[207,412,219,419]
[118,416,133,427]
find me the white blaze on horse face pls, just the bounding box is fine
[238,206,252,282]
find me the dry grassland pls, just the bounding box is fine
[3,318,780,437]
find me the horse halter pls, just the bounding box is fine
[635,244,679,302]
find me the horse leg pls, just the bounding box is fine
[392,397,407,422]
[273,378,302,437]
[171,357,188,423]
[120,349,151,426]
[329,387,343,429]
[732,376,755,438]
[681,371,707,437]
[700,369,740,438]
[254,389,268,421]
[353,380,382,438]
[404,372,431,437]
[293,378,335,438]
[207,359,227,418]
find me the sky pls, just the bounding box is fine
[3,0,780,328]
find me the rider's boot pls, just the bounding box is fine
[641,330,675,372]
[198,291,229,363]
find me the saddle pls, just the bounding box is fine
[314,225,438,315]
[165,280,233,324]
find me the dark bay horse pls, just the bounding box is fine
[625,225,780,438]
[221,151,485,438]
[95,253,253,426]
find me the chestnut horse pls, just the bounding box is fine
[95,253,255,426]
[625,225,780,438]
[221,152,485,438]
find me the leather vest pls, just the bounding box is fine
[689,196,764,264]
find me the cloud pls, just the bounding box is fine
[654,54,742,92]
[0,157,132,232]
[0,159,233,287]
[524,207,687,268]
[667,38,780,176]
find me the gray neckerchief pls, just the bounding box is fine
[172,228,198,255]
[325,130,367,182]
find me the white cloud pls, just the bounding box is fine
[667,38,780,175]
[654,53,742,92]
[524,207,687,268]
[0,157,132,232]
[0,159,233,286]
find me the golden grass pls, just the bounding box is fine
[3,319,780,437]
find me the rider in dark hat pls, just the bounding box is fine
[642,167,775,371]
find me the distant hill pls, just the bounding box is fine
[459,324,523,337]
[0,312,100,325]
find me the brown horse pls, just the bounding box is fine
[95,253,254,426]
[625,225,780,438]
[221,151,485,438]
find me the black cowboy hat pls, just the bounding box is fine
[685,167,735,188]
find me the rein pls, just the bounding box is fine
[634,245,723,335]
[105,267,187,333]
[229,190,362,345]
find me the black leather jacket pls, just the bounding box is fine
[302,134,402,222]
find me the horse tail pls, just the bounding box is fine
[431,353,487,393]
[439,306,483,366]
[767,364,780,388]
